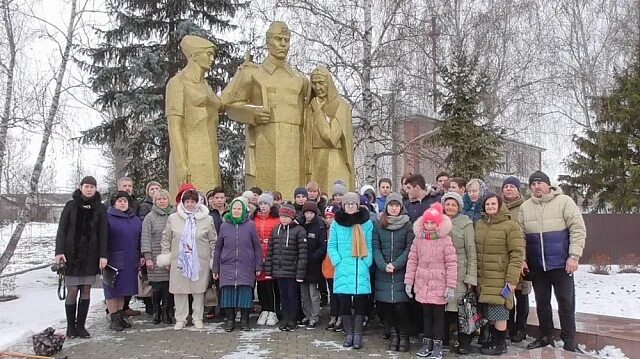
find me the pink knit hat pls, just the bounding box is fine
[422,203,445,226]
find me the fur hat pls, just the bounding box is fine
[258,193,274,206]
[302,200,319,215]
[441,192,464,209]
[294,187,308,198]
[342,192,360,205]
[279,203,297,219]
[422,202,445,226]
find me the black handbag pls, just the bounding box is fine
[101,264,119,288]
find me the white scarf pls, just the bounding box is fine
[178,204,200,282]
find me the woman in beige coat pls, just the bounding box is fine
[159,189,217,330]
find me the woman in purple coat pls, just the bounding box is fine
[104,191,143,331]
[212,197,262,332]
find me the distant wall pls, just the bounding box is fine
[581,214,640,264]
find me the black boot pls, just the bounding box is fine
[64,303,77,338]
[285,312,297,332]
[387,326,399,351]
[479,324,491,346]
[527,335,555,350]
[110,312,124,332]
[152,291,162,324]
[116,310,131,329]
[143,297,153,315]
[342,315,353,348]
[279,311,288,331]
[353,314,364,350]
[416,338,433,357]
[161,289,173,324]
[398,330,410,352]
[224,308,235,332]
[75,299,91,338]
[481,328,507,355]
[240,308,250,331]
[458,332,472,354]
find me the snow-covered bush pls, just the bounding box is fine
[618,253,640,274]
[0,276,17,301]
[590,253,612,275]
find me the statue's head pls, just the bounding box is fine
[181,35,217,70]
[266,21,291,61]
[311,66,337,101]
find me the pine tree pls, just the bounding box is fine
[430,51,504,180]
[559,63,640,213]
[78,0,245,197]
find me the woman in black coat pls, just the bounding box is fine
[54,176,108,339]
[300,201,327,328]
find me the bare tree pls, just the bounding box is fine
[0,0,17,194]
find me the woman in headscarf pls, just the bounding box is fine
[212,197,263,332]
[463,178,488,223]
[159,189,217,330]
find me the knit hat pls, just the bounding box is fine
[324,204,339,218]
[111,190,132,206]
[422,202,445,226]
[385,192,403,207]
[502,176,521,190]
[258,193,274,206]
[441,192,464,210]
[302,200,319,215]
[332,181,347,196]
[80,176,97,187]
[529,171,551,186]
[279,203,297,219]
[145,181,161,195]
[360,195,370,206]
[342,192,360,205]
[294,187,308,198]
[242,190,254,202]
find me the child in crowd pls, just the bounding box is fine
[299,201,327,329]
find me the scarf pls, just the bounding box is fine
[161,205,173,215]
[178,204,200,282]
[422,229,438,241]
[223,199,248,225]
[385,214,410,231]
[351,224,368,258]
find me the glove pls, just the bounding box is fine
[405,285,413,299]
[444,287,455,301]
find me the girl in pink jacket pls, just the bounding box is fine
[405,203,457,358]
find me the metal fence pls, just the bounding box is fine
[581,214,640,264]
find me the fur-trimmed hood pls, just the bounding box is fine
[334,206,370,227]
[413,214,453,239]
[176,203,210,221]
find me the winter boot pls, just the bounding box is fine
[457,332,472,354]
[325,316,337,330]
[109,312,124,332]
[116,310,131,329]
[161,290,173,324]
[429,339,443,359]
[152,291,162,324]
[278,313,288,331]
[285,312,297,332]
[527,335,554,350]
[224,308,235,332]
[387,326,399,351]
[479,324,491,347]
[416,338,433,357]
[398,330,410,353]
[143,297,153,315]
[65,303,77,338]
[240,308,251,331]
[342,315,354,348]
[353,314,364,350]
[481,328,507,355]
[75,299,91,338]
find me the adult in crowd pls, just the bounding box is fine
[435,172,449,196]
[140,189,174,325]
[403,174,441,223]
[448,177,466,197]
[501,176,531,343]
[400,173,412,202]
[212,197,262,332]
[300,201,327,329]
[327,192,374,350]
[376,178,392,212]
[373,193,414,353]
[441,192,477,354]
[241,190,257,215]
[272,191,284,206]
[138,181,162,218]
[475,193,524,355]
[104,191,143,331]
[463,178,487,223]
[306,181,327,215]
[55,176,108,338]
[206,187,227,234]
[160,190,217,330]
[518,171,586,352]
[254,193,281,326]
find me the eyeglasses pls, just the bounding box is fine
[344,202,358,206]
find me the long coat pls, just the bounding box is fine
[162,203,217,294]
[104,207,142,299]
[55,190,108,277]
[141,205,172,283]
[213,216,262,288]
[475,206,525,309]
[446,214,477,312]
[405,216,457,305]
[373,216,414,303]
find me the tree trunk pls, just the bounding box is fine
[0,0,17,194]
[0,0,78,275]
[361,0,376,185]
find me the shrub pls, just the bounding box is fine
[589,253,611,275]
[0,276,17,302]
[618,253,640,274]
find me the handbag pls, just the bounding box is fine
[457,290,487,335]
[101,264,119,288]
[32,327,65,356]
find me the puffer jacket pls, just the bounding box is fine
[405,216,457,305]
[253,206,280,281]
[303,216,327,283]
[504,196,531,294]
[328,207,374,295]
[264,222,308,280]
[475,205,525,309]
[518,187,586,272]
[446,213,477,312]
[141,205,173,282]
[373,214,414,303]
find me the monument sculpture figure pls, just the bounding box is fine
[221,21,310,198]
[166,35,222,200]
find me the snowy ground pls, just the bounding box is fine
[0,222,58,273]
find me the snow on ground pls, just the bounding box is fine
[0,268,104,350]
[0,222,58,273]
[529,265,640,319]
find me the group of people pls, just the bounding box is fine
[54,169,586,358]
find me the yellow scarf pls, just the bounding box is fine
[351,224,368,258]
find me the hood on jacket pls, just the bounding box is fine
[504,195,525,210]
[177,202,210,221]
[413,214,452,239]
[334,206,371,227]
[481,204,511,223]
[530,186,562,204]
[72,189,102,207]
[175,182,197,204]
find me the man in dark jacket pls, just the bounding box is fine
[403,174,441,223]
[206,187,228,234]
[138,181,161,218]
[299,201,327,329]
